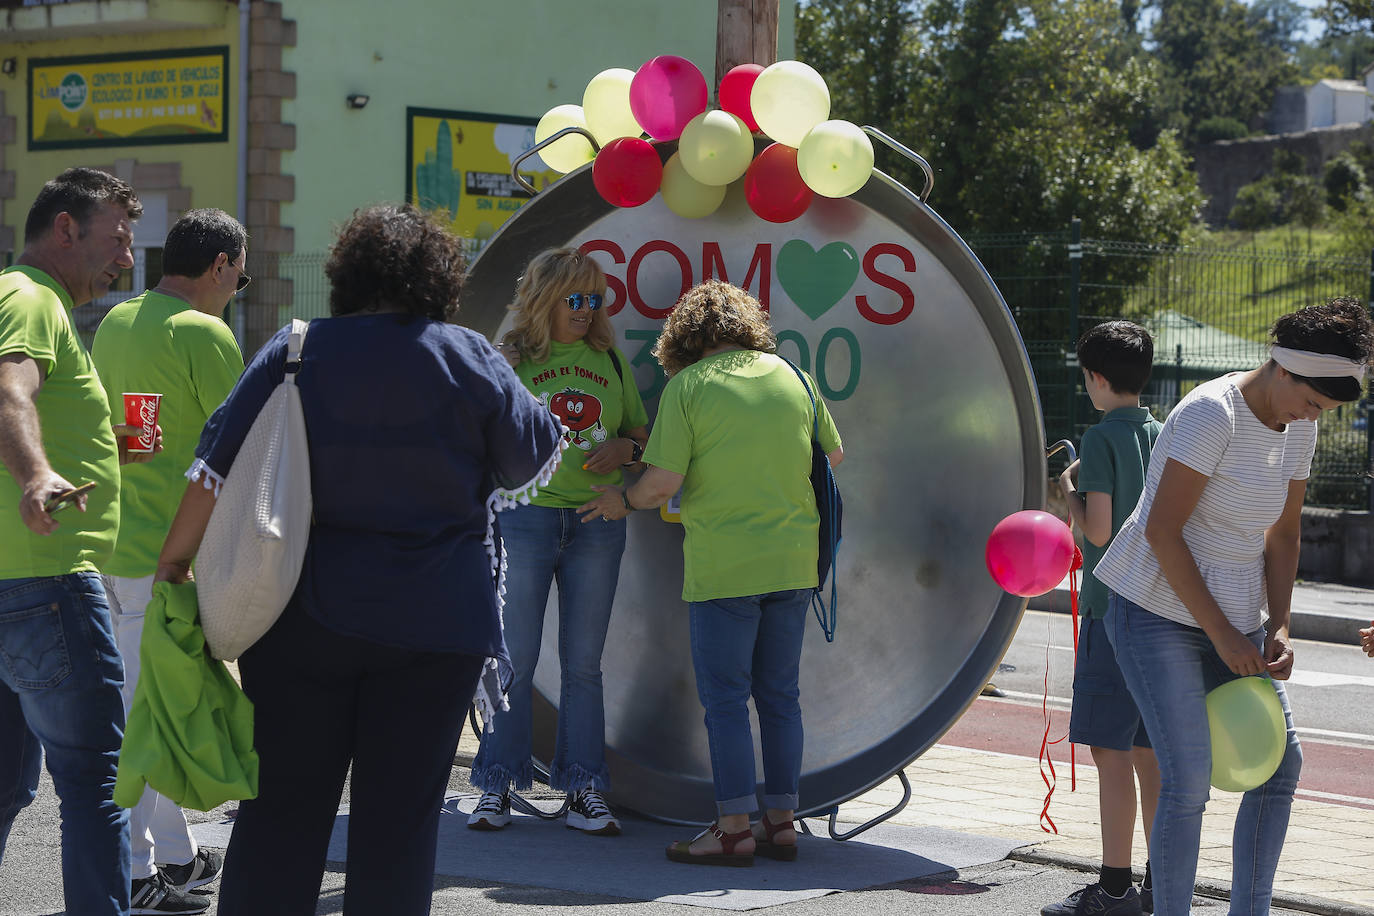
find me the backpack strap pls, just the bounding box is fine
[608,346,624,384]
[285,318,309,382]
[780,356,820,441]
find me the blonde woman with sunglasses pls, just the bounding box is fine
[469,248,648,836]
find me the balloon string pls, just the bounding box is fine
[1040,543,1085,832]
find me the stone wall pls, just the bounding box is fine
[1300,507,1374,587]
[1193,122,1374,226]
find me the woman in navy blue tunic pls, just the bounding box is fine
[155,204,564,913]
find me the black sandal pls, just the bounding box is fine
[666,822,755,867]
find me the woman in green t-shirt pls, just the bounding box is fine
[468,248,648,837]
[579,280,844,866]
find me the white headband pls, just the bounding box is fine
[1271,345,1367,382]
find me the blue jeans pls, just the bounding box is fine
[472,504,625,794]
[0,572,130,914]
[1106,592,1301,916]
[689,589,810,817]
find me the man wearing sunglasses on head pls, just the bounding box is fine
[90,208,249,912]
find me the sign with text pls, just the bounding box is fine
[29,47,229,150]
[405,107,564,246]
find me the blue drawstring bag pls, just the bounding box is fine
[782,359,842,642]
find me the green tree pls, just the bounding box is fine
[1319,0,1374,35]
[1150,0,1299,145]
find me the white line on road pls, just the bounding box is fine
[989,689,1374,747]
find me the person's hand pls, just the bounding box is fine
[18,470,78,536]
[114,423,163,465]
[1263,626,1296,680]
[1213,624,1267,676]
[1360,621,1373,658]
[497,340,521,368]
[1057,459,1080,497]
[153,561,193,585]
[583,438,636,474]
[577,485,630,524]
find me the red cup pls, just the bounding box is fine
[122,392,162,454]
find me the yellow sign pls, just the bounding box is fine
[406,108,564,245]
[29,47,229,150]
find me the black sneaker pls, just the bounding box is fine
[565,787,621,836]
[1140,883,1153,915]
[160,848,222,892]
[467,790,512,830]
[130,871,210,914]
[1041,883,1143,916]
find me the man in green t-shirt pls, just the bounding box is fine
[0,168,150,915]
[93,209,248,904]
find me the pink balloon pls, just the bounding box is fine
[592,137,663,208]
[745,143,813,223]
[629,55,708,141]
[719,63,764,132]
[985,510,1076,597]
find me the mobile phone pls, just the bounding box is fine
[44,481,97,515]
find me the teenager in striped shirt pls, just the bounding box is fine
[1093,298,1374,916]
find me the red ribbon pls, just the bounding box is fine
[1039,543,1083,834]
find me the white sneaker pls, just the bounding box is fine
[565,787,621,836]
[467,790,511,830]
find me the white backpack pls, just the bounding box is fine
[196,319,312,660]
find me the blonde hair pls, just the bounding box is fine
[503,248,612,363]
[652,280,776,376]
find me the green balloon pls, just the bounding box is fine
[1205,676,1286,793]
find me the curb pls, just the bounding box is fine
[1008,846,1374,916]
[1026,589,1367,646]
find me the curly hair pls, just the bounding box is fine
[1270,296,1374,402]
[325,204,465,321]
[503,248,612,363]
[652,280,775,376]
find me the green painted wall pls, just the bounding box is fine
[284,1,795,252]
[4,18,242,249]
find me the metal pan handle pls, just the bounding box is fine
[860,126,934,202]
[510,127,601,197]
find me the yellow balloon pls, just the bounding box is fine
[677,110,754,187]
[583,68,643,145]
[660,152,726,218]
[750,60,830,148]
[535,104,595,174]
[797,120,874,198]
[1206,676,1287,793]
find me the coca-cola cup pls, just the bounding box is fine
[122,392,162,454]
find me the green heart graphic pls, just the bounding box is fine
[777,240,860,320]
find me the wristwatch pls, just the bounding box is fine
[623,439,644,466]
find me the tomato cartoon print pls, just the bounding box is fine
[542,387,608,450]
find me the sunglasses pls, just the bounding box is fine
[563,292,603,311]
[227,258,252,293]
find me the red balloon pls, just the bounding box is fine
[985,510,1076,597]
[719,63,764,132]
[744,143,814,223]
[592,137,663,208]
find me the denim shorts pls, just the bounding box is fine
[1068,613,1151,751]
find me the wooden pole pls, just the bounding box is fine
[715,0,780,89]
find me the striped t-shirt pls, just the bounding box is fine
[1094,374,1315,633]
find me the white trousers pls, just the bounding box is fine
[104,573,198,879]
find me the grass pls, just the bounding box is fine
[1099,227,1370,344]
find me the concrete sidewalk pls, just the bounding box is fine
[454,709,1374,915]
[1029,577,1374,646]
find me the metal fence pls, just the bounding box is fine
[967,221,1374,508]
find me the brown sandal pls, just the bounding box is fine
[753,812,799,861]
[665,822,755,867]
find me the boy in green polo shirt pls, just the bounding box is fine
[1045,321,1162,916]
